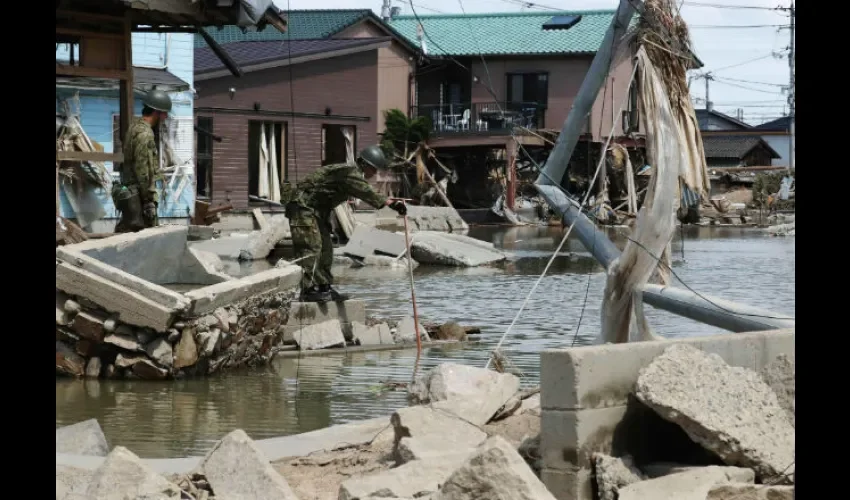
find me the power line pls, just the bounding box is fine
[712,78,785,94]
[707,53,777,72]
[682,1,791,12]
[714,76,786,87]
[689,24,788,29]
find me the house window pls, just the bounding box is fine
[321,124,356,166]
[623,79,640,134]
[248,120,287,199]
[506,72,549,106]
[196,116,214,198]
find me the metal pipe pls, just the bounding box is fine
[536,0,640,187]
[535,185,795,332]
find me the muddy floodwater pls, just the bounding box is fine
[56,225,795,458]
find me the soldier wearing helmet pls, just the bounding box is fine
[286,145,407,303]
[113,89,172,233]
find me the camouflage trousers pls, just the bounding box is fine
[289,205,334,290]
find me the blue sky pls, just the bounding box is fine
[276,0,793,125]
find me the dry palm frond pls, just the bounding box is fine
[636,0,695,112]
[414,146,428,185]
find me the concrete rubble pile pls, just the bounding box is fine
[56,362,548,500]
[338,224,507,268]
[190,211,291,261]
[588,344,795,500]
[55,226,303,380]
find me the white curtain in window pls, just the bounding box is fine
[258,123,270,198]
[341,126,355,164]
[268,124,281,202]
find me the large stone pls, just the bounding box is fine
[200,429,298,499]
[760,354,795,428]
[198,328,222,357]
[56,341,85,377]
[618,466,754,500]
[132,359,169,379]
[83,446,183,499]
[409,362,521,425]
[352,321,394,346]
[56,464,92,500]
[173,327,199,369]
[56,419,109,456]
[391,406,487,464]
[410,231,506,267]
[395,316,430,344]
[85,357,102,378]
[635,344,794,484]
[641,463,755,482]
[397,436,478,463]
[593,454,645,500]
[431,436,557,500]
[707,484,794,500]
[145,338,173,368]
[339,454,468,500]
[340,225,407,258]
[103,333,143,352]
[292,319,346,350]
[72,311,109,343]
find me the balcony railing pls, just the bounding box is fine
[412,102,546,136]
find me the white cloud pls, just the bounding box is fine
[275,0,792,124]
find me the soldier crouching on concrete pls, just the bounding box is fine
[286,145,407,303]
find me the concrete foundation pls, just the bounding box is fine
[539,329,795,500]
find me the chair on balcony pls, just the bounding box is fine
[458,109,470,130]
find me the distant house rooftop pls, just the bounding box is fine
[702,134,780,160]
[195,38,392,77]
[694,108,752,131]
[56,67,190,92]
[753,116,791,132]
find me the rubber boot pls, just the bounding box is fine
[300,286,331,303]
[323,285,349,302]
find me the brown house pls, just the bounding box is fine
[193,10,419,209]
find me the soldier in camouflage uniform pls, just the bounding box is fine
[288,145,407,303]
[114,89,171,233]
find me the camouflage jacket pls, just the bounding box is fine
[292,163,387,213]
[121,117,161,204]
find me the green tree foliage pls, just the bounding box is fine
[380,109,432,159]
[752,171,795,209]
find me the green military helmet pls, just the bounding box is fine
[357,145,389,170]
[142,89,172,113]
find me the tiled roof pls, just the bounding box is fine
[387,10,629,56]
[702,134,780,159]
[195,38,389,74]
[194,9,372,47]
[694,109,752,131]
[753,116,791,132]
[134,67,190,90]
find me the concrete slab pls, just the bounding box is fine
[410,231,506,267]
[62,226,188,284]
[187,225,217,241]
[541,329,795,411]
[340,225,407,258]
[405,206,470,233]
[56,262,179,332]
[56,249,190,311]
[352,321,394,346]
[189,233,253,260]
[292,320,347,350]
[178,247,232,285]
[184,266,301,316]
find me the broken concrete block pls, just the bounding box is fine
[200,429,298,500]
[340,225,407,258]
[84,446,183,499]
[239,218,291,261]
[104,333,144,352]
[252,208,270,231]
[593,454,645,500]
[56,341,85,377]
[641,463,755,482]
[144,338,173,368]
[187,224,216,241]
[707,483,794,500]
[397,436,477,464]
[184,267,300,316]
[198,328,222,357]
[431,436,557,500]
[618,466,752,500]
[409,362,521,425]
[411,231,506,267]
[72,310,109,343]
[55,261,179,332]
[635,344,794,484]
[292,319,346,350]
[391,406,487,464]
[56,464,92,500]
[352,321,394,346]
[56,418,109,456]
[395,315,430,344]
[405,205,470,233]
[339,454,468,500]
[360,254,419,269]
[179,246,232,285]
[173,327,199,369]
[760,354,795,428]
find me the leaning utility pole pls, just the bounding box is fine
[787,1,795,173]
[703,72,713,110]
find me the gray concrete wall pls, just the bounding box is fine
[539,329,795,500]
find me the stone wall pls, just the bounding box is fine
[56,288,298,380]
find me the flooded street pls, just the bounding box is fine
[55,225,795,458]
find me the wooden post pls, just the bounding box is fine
[118,14,134,151]
[506,139,517,211]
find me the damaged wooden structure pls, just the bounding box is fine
[55,0,287,238]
